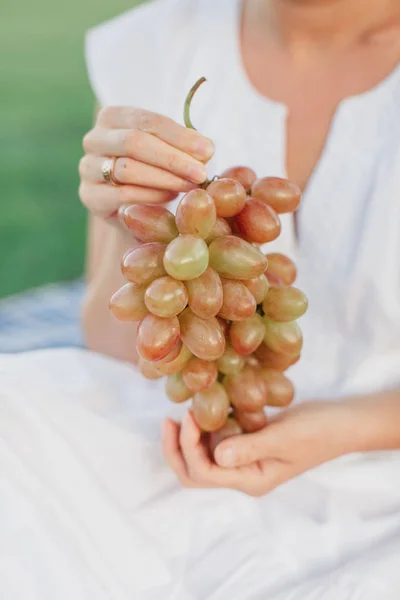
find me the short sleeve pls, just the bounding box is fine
[84,0,200,110]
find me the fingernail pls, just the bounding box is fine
[187,163,208,184]
[216,447,236,468]
[195,137,214,159]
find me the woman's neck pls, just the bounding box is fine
[256,0,400,50]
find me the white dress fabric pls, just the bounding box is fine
[1,0,400,598]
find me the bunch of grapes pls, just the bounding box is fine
[109,79,308,450]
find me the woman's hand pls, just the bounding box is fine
[79,107,214,220]
[162,400,362,497]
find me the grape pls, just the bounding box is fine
[223,367,268,412]
[121,243,167,286]
[263,287,308,322]
[207,178,247,217]
[136,314,180,362]
[217,344,246,375]
[109,283,148,322]
[243,274,269,304]
[209,417,243,454]
[263,318,303,356]
[234,198,281,244]
[163,234,209,281]
[176,189,217,239]
[156,344,192,375]
[192,382,230,432]
[124,205,178,243]
[209,235,268,280]
[157,339,183,364]
[251,177,301,214]
[138,358,163,380]
[205,217,232,244]
[219,279,256,321]
[220,166,257,192]
[265,270,284,287]
[179,308,226,360]
[230,314,265,355]
[265,253,297,285]
[185,267,223,318]
[182,358,218,392]
[144,276,188,318]
[217,316,230,337]
[233,409,267,433]
[166,372,193,403]
[259,369,295,407]
[255,343,300,371]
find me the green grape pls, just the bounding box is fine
[209,235,268,280]
[234,198,281,244]
[109,283,148,322]
[259,369,295,407]
[156,344,192,375]
[230,314,265,356]
[124,204,178,243]
[176,189,217,239]
[255,343,300,371]
[223,367,268,412]
[263,286,308,322]
[166,372,193,403]
[207,178,247,217]
[251,177,301,214]
[144,276,188,318]
[205,217,232,244]
[263,317,303,356]
[136,314,180,362]
[217,343,246,375]
[163,234,209,281]
[219,279,256,321]
[208,417,243,455]
[179,308,226,360]
[182,358,218,392]
[185,267,223,318]
[265,253,297,285]
[219,166,257,193]
[192,382,230,432]
[233,409,267,433]
[242,275,269,304]
[121,243,167,286]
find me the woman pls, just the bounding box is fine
[80,0,400,494]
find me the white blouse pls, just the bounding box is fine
[85,0,400,402]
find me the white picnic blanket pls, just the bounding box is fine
[0,348,399,599]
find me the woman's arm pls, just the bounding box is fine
[162,389,400,495]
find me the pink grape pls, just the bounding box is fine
[251,177,301,214]
[205,217,232,244]
[109,283,147,322]
[233,409,267,433]
[207,178,247,217]
[220,166,257,192]
[263,317,303,356]
[163,234,209,281]
[138,358,163,380]
[259,369,295,407]
[185,267,223,318]
[209,235,268,280]
[136,314,180,362]
[223,367,268,412]
[121,243,166,286]
[243,274,269,304]
[255,344,300,371]
[156,344,192,375]
[192,382,230,432]
[179,308,225,361]
[182,358,218,392]
[176,189,216,239]
[234,198,281,244]
[144,276,188,318]
[124,204,178,243]
[217,344,246,375]
[219,279,256,321]
[230,314,265,355]
[265,253,297,285]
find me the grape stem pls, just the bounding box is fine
[183,77,216,190]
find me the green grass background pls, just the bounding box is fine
[0,0,143,298]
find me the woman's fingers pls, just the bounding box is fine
[79,155,197,193]
[79,182,177,218]
[83,128,208,184]
[95,107,214,162]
